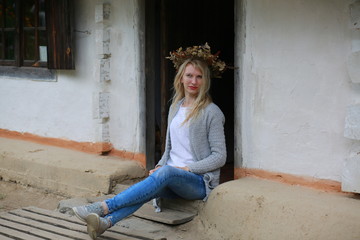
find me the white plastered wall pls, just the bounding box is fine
[238,0,357,181]
[0,0,145,154]
[105,0,145,154]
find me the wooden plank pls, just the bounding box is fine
[0,218,72,240]
[23,209,143,240]
[0,225,44,240]
[2,211,130,240]
[0,213,83,239]
[10,208,85,229]
[24,206,83,224]
[0,207,168,240]
[0,234,17,240]
[134,203,195,225]
[0,210,121,240]
[25,207,161,240]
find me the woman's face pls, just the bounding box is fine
[181,64,204,98]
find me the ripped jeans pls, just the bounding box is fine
[104,165,206,226]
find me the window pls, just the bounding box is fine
[0,0,74,69]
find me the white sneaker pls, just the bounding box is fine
[85,213,111,239]
[72,202,104,222]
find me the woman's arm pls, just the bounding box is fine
[187,105,227,174]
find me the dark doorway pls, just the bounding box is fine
[145,0,234,183]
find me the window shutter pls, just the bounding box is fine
[45,0,75,69]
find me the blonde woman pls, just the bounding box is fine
[72,57,227,239]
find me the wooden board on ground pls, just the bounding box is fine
[0,206,166,240]
[133,203,196,225]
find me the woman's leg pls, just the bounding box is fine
[85,166,206,238]
[72,165,202,223]
[104,186,185,225]
[105,165,206,214]
[104,203,142,226]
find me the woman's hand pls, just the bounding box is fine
[149,166,162,175]
[175,166,190,172]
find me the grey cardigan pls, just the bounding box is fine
[157,100,227,200]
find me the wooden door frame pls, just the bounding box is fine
[145,0,156,170]
[145,0,170,170]
[145,0,240,176]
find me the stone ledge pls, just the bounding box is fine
[198,178,360,240]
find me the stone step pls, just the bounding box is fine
[0,137,146,197]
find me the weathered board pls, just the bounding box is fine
[0,206,166,240]
[133,203,196,225]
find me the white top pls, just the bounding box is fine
[167,106,194,167]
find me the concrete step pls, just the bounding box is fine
[0,137,146,197]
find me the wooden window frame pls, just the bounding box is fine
[46,0,74,69]
[0,0,75,70]
[0,0,18,66]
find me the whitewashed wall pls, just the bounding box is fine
[106,0,145,153]
[238,0,357,182]
[0,0,145,154]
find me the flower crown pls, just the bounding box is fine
[166,43,227,78]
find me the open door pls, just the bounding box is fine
[146,0,234,183]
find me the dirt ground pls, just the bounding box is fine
[0,180,68,212]
[0,179,202,240]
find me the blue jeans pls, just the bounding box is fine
[104,165,206,225]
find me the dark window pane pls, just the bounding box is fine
[5,0,15,27]
[4,30,14,59]
[39,0,45,27]
[0,1,4,27]
[24,29,35,60]
[39,30,46,46]
[39,30,47,61]
[24,0,35,27]
[0,31,3,59]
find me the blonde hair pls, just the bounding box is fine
[171,58,212,123]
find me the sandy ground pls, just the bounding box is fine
[0,180,68,212]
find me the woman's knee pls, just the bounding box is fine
[152,165,177,179]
